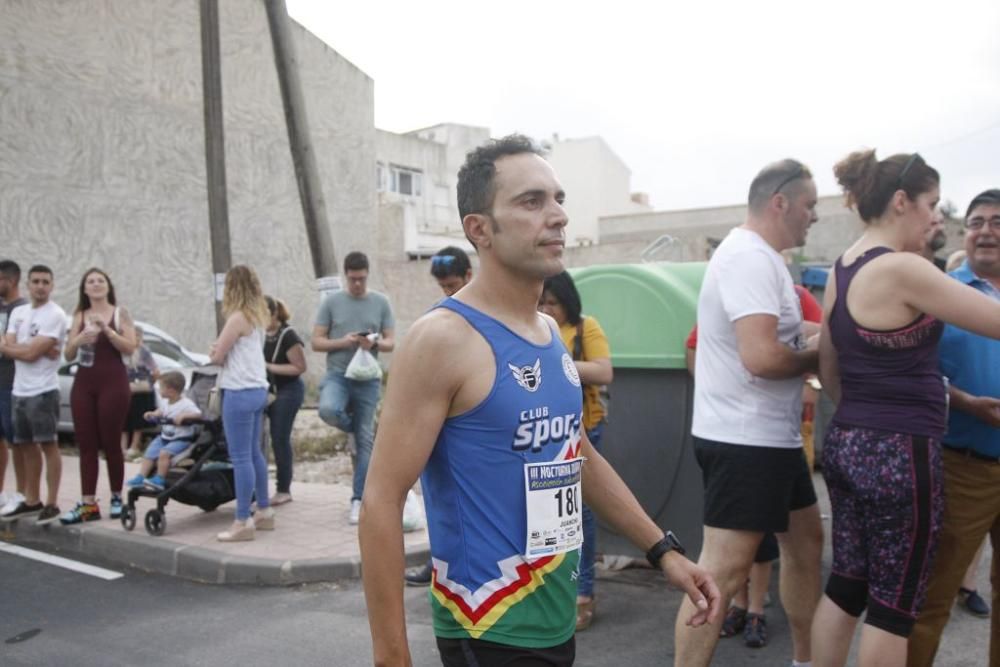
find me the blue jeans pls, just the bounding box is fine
[266,378,304,494]
[318,372,380,501]
[222,387,269,521]
[578,423,604,598]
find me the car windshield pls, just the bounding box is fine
[143,337,198,367]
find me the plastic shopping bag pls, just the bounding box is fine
[402,489,426,533]
[345,345,383,381]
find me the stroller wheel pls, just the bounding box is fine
[144,508,166,536]
[120,504,136,531]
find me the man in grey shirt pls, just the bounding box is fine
[311,251,395,525]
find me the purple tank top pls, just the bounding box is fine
[830,247,947,438]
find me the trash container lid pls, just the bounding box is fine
[570,262,707,370]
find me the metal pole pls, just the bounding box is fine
[264,0,339,288]
[201,0,232,332]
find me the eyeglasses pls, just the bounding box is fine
[965,215,1000,232]
[897,153,921,189]
[772,166,806,196]
[431,255,457,267]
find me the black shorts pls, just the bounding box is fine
[437,636,575,667]
[12,389,59,444]
[693,436,817,533]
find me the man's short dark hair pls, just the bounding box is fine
[343,251,369,273]
[965,188,1000,219]
[0,260,20,282]
[457,134,542,221]
[28,264,53,279]
[430,246,471,279]
[747,159,812,213]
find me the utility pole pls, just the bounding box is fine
[200,0,232,332]
[265,0,340,296]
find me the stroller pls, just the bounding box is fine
[120,368,235,536]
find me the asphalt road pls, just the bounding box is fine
[0,539,991,666]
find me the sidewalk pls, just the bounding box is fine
[0,453,430,585]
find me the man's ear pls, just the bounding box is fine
[464,213,493,249]
[769,193,787,215]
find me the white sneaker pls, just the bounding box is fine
[0,492,25,516]
[349,499,361,525]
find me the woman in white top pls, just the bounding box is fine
[208,265,273,542]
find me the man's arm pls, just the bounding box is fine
[579,436,721,626]
[948,384,1000,428]
[371,326,394,353]
[733,314,818,380]
[0,333,58,362]
[310,323,360,354]
[359,313,462,667]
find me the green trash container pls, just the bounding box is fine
[571,261,708,559]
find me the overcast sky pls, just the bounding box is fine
[287,0,999,214]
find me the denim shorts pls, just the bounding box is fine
[12,389,60,444]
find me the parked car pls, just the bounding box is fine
[57,321,210,434]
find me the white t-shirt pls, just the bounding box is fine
[7,301,68,398]
[160,396,201,441]
[692,227,804,449]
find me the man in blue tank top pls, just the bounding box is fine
[359,134,720,667]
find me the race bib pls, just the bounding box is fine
[523,457,584,558]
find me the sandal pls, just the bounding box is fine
[720,605,747,637]
[576,598,596,632]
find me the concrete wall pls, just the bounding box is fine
[0,0,375,384]
[596,195,865,263]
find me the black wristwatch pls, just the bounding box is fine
[646,531,686,568]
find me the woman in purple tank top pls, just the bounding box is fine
[811,151,1000,667]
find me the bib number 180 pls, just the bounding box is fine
[553,487,577,517]
[524,457,584,557]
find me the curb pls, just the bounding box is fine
[0,519,429,585]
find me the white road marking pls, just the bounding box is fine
[0,543,124,580]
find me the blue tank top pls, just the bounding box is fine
[421,297,583,648]
[830,247,946,438]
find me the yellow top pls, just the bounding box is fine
[558,315,611,431]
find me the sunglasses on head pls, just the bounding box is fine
[772,166,806,196]
[897,153,922,189]
[431,255,457,267]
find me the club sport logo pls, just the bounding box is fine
[508,358,541,392]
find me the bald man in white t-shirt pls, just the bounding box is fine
[675,160,824,667]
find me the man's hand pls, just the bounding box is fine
[969,395,1000,429]
[660,551,722,627]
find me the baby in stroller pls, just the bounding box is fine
[125,371,202,491]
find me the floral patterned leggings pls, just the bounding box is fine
[822,424,943,637]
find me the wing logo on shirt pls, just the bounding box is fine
[508,359,541,392]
